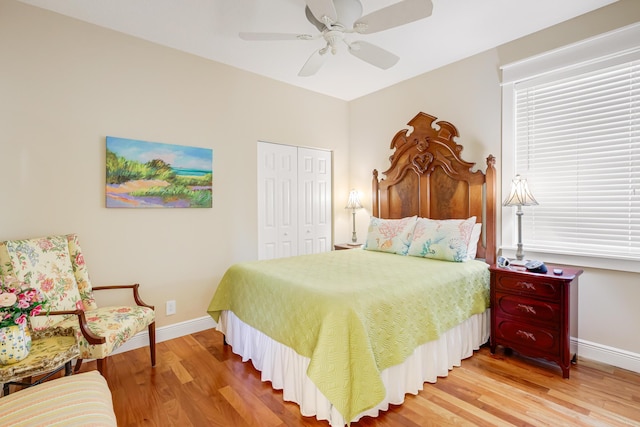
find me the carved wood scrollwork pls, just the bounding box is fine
[411,152,433,174]
[416,137,430,152]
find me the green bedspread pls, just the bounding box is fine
[207,249,489,422]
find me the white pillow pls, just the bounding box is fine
[363,216,417,255]
[467,223,482,260]
[407,216,477,262]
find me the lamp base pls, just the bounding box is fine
[351,211,358,244]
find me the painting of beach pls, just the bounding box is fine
[106,136,213,208]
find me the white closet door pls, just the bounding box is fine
[298,147,332,255]
[257,142,298,260]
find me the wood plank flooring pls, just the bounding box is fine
[82,328,639,426]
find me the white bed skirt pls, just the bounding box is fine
[217,310,490,426]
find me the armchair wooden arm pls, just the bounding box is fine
[91,283,154,310]
[35,310,105,345]
[88,283,156,372]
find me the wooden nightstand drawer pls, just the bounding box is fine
[494,318,559,354]
[495,274,561,300]
[495,292,560,325]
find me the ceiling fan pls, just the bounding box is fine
[239,0,434,77]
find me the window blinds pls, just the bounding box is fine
[514,59,640,260]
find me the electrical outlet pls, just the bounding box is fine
[166,300,176,316]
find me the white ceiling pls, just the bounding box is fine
[19,0,618,101]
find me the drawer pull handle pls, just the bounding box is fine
[516,330,536,341]
[516,281,536,291]
[516,304,537,315]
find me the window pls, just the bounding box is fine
[501,23,640,268]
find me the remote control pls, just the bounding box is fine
[553,268,563,275]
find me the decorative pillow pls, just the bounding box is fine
[408,216,477,262]
[363,216,417,255]
[467,223,482,260]
[5,235,84,329]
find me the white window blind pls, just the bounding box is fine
[514,59,640,260]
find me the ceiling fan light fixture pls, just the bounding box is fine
[325,31,342,54]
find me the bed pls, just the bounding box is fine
[207,112,496,426]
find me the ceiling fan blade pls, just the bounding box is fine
[354,0,433,34]
[305,0,337,26]
[239,32,313,41]
[348,41,399,70]
[298,49,327,77]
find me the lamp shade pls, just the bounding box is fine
[503,175,538,207]
[345,189,363,210]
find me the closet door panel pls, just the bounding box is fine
[258,145,277,260]
[258,142,298,260]
[298,147,332,255]
[278,167,297,258]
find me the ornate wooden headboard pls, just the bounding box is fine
[372,112,496,264]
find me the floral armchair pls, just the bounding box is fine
[0,234,155,376]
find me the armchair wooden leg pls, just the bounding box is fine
[74,359,84,373]
[97,357,107,377]
[148,322,156,367]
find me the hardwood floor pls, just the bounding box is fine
[80,328,639,426]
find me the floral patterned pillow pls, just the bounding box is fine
[363,216,417,255]
[407,217,477,262]
[5,235,84,329]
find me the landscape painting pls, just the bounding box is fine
[106,136,213,208]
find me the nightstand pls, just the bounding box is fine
[334,243,363,250]
[489,263,582,378]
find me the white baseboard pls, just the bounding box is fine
[110,315,217,356]
[112,318,640,375]
[575,338,640,374]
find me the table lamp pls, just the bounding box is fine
[503,175,538,261]
[345,189,363,243]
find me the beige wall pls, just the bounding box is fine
[349,0,640,358]
[0,0,350,328]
